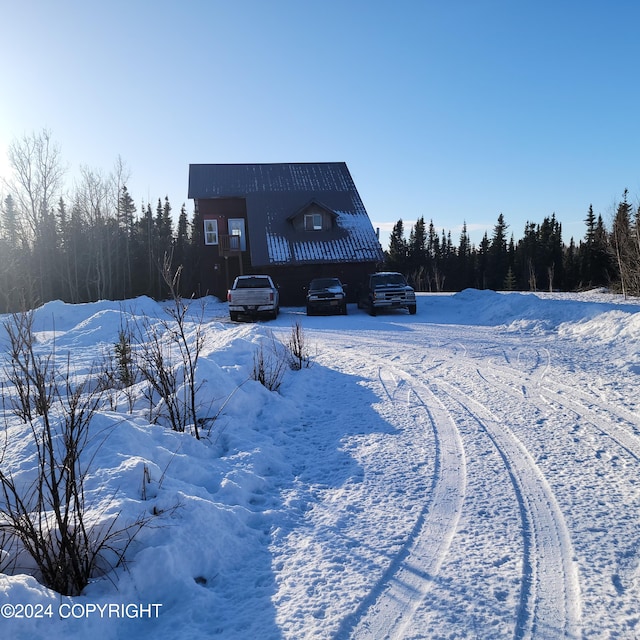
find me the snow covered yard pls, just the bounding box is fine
[0,289,639,639]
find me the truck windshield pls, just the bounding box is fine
[372,274,407,287]
[310,278,341,289]
[236,277,271,288]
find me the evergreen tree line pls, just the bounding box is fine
[384,192,639,295]
[2,131,639,313]
[0,131,207,313]
[0,191,204,314]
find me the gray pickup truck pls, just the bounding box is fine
[227,275,280,321]
[358,272,417,316]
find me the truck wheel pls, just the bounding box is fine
[409,305,417,315]
[230,312,239,322]
[369,304,377,317]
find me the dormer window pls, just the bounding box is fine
[288,198,337,233]
[304,213,323,231]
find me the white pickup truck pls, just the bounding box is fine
[227,275,280,321]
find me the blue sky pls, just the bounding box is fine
[1,0,639,249]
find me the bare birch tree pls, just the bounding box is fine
[4,130,66,304]
[4,129,66,240]
[611,190,636,297]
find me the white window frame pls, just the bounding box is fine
[304,213,323,231]
[204,219,218,245]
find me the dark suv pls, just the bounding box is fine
[306,278,347,315]
[358,272,417,316]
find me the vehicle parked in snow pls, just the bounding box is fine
[227,275,279,321]
[358,272,417,316]
[305,278,348,315]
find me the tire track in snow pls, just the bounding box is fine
[483,351,640,464]
[335,366,466,640]
[539,385,640,462]
[433,378,582,640]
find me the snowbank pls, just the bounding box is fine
[0,289,638,639]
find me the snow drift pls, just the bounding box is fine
[0,289,639,639]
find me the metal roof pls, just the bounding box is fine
[188,163,384,267]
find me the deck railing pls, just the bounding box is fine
[219,234,242,256]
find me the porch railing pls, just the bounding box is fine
[219,234,242,256]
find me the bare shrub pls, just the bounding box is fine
[287,321,312,371]
[3,310,54,422]
[136,317,185,431]
[0,312,149,596]
[252,323,313,390]
[252,335,288,392]
[134,253,205,438]
[0,526,19,574]
[162,257,205,439]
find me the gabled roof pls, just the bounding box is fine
[188,162,383,266]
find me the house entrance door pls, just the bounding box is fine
[228,219,246,251]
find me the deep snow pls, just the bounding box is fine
[0,289,639,639]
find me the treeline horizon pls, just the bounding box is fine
[1,130,638,314]
[383,189,640,296]
[0,131,211,313]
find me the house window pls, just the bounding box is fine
[204,219,218,245]
[304,213,323,231]
[228,218,246,251]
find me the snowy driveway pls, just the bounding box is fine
[266,292,640,639]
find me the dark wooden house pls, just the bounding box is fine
[187,162,384,304]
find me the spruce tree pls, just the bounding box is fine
[563,238,580,290]
[579,204,597,285]
[503,266,517,291]
[477,232,490,289]
[138,201,155,296]
[577,205,611,289]
[515,222,538,290]
[408,217,427,288]
[174,204,192,296]
[455,221,473,290]
[2,195,20,246]
[488,213,509,289]
[386,219,408,273]
[0,196,23,311]
[538,214,563,291]
[612,189,635,295]
[458,221,470,259]
[117,186,137,299]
